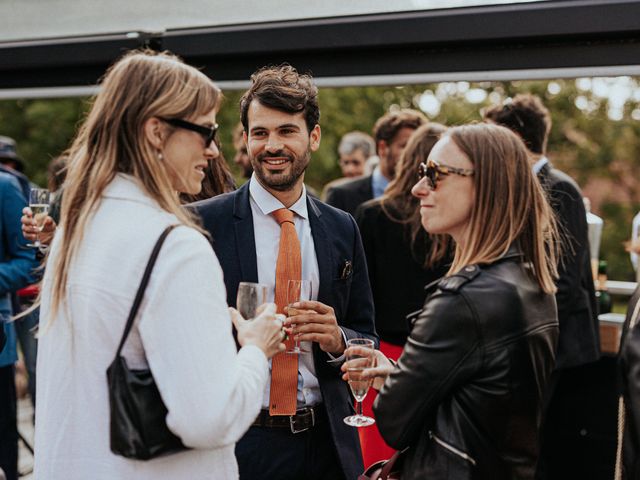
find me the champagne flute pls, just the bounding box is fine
[236,282,268,320]
[26,188,51,249]
[286,279,312,354]
[343,338,376,427]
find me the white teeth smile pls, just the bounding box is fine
[264,159,287,165]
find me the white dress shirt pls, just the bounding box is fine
[532,155,549,175]
[34,174,269,480]
[249,175,342,409]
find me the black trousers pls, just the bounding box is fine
[0,365,17,480]
[235,407,346,480]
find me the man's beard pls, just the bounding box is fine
[251,149,311,192]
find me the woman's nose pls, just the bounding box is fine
[411,176,431,198]
[205,141,220,159]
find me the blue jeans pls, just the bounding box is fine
[14,306,38,408]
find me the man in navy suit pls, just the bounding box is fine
[193,65,377,480]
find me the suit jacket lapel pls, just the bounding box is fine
[233,183,259,282]
[307,196,332,305]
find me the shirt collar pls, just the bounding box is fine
[249,173,308,220]
[532,156,549,175]
[371,166,390,198]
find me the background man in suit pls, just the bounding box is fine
[321,131,375,200]
[484,94,601,479]
[193,65,377,480]
[324,109,426,216]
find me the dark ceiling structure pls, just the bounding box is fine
[1,0,639,92]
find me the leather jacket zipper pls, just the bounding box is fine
[430,432,477,466]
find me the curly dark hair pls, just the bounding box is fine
[240,64,319,133]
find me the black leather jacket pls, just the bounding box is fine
[373,249,558,480]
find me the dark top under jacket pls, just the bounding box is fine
[355,199,449,345]
[374,247,559,480]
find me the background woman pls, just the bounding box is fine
[354,123,450,466]
[347,123,559,479]
[34,50,284,480]
[355,122,450,351]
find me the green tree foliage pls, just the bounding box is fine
[2,77,638,281]
[0,97,89,187]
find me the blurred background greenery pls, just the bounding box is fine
[1,77,638,281]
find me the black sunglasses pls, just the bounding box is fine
[418,160,474,190]
[160,118,219,147]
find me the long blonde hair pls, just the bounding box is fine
[447,123,559,294]
[48,49,221,319]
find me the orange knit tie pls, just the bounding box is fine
[269,208,300,416]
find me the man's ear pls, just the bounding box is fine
[143,117,165,150]
[309,125,321,152]
[243,130,248,147]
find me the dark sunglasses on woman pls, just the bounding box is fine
[160,118,219,147]
[418,160,474,190]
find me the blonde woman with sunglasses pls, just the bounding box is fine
[344,123,559,479]
[33,50,285,480]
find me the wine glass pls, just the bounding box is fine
[343,338,376,427]
[26,188,51,249]
[236,282,268,320]
[286,279,312,354]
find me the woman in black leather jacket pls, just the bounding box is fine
[345,123,560,479]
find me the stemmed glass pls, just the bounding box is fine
[26,188,51,249]
[236,282,268,320]
[343,338,376,427]
[286,279,312,354]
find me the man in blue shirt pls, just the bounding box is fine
[0,164,37,480]
[324,110,426,216]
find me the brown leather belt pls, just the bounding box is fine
[251,407,321,434]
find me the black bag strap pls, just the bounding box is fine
[114,225,178,358]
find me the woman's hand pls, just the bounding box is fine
[230,303,286,359]
[341,348,395,391]
[21,207,57,246]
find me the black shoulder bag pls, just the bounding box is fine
[107,225,188,460]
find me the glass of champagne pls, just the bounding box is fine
[236,282,268,320]
[343,338,376,427]
[27,188,51,249]
[286,279,312,354]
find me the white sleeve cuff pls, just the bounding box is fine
[325,327,348,365]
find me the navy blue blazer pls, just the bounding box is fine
[192,182,378,480]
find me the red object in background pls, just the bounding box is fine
[358,340,404,467]
[17,284,39,298]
